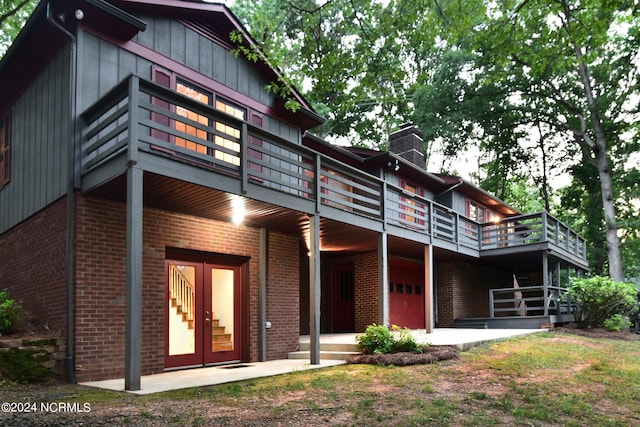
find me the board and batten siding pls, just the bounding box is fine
[0,48,70,234]
[78,18,299,144]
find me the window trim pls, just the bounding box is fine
[0,112,10,189]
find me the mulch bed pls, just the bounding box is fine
[346,324,640,366]
[346,346,459,366]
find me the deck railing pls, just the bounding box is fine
[80,75,587,260]
[489,285,575,319]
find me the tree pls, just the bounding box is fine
[231,0,444,148]
[414,0,639,280]
[0,0,37,57]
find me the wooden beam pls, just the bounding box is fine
[125,164,143,391]
[309,215,321,364]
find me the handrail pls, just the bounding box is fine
[489,285,574,318]
[169,265,195,328]
[80,74,587,261]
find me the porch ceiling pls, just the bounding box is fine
[85,172,381,255]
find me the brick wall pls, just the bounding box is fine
[436,262,510,326]
[75,195,299,382]
[353,252,380,331]
[0,197,67,334]
[265,231,300,359]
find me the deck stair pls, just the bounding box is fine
[287,340,360,361]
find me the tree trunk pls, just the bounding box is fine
[593,141,624,281]
[574,54,624,281]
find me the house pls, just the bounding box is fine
[0,0,588,390]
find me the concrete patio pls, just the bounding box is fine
[80,328,545,395]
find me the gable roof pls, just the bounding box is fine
[0,0,324,128]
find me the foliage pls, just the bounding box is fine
[356,324,395,354]
[565,276,639,329]
[603,314,632,332]
[356,324,425,354]
[0,0,38,57]
[416,0,640,280]
[391,325,421,353]
[232,0,640,281]
[0,289,22,335]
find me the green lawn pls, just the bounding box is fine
[1,331,639,426]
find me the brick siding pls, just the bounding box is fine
[74,195,300,382]
[0,197,67,334]
[436,262,510,326]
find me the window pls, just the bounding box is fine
[212,97,245,167]
[151,68,248,169]
[0,113,10,189]
[400,180,425,229]
[466,199,488,222]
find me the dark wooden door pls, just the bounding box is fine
[334,264,355,332]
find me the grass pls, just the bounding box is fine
[1,331,639,426]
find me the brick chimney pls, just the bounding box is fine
[388,123,425,169]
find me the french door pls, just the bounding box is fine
[165,257,243,369]
[334,264,355,332]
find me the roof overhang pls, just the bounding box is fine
[0,0,146,113]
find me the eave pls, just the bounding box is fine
[0,0,146,113]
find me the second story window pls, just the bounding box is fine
[466,199,489,222]
[400,180,425,228]
[152,67,248,170]
[176,80,246,167]
[0,113,10,190]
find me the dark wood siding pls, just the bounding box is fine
[0,48,70,234]
[130,17,297,142]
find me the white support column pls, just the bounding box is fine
[424,244,434,333]
[309,215,321,365]
[125,164,143,391]
[378,232,389,326]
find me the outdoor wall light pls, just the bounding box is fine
[231,196,245,225]
[74,9,84,20]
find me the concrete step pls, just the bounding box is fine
[287,350,360,361]
[297,342,359,352]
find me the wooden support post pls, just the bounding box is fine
[542,252,549,317]
[309,215,321,365]
[424,244,434,333]
[125,164,143,391]
[259,228,267,362]
[378,232,389,326]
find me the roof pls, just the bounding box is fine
[435,174,520,216]
[0,0,324,128]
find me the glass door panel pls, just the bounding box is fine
[204,264,242,365]
[210,268,234,352]
[166,261,202,368]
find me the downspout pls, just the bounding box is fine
[47,2,79,384]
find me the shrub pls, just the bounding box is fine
[603,314,632,332]
[0,289,22,335]
[357,324,426,354]
[392,326,421,353]
[565,276,639,329]
[356,324,395,354]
